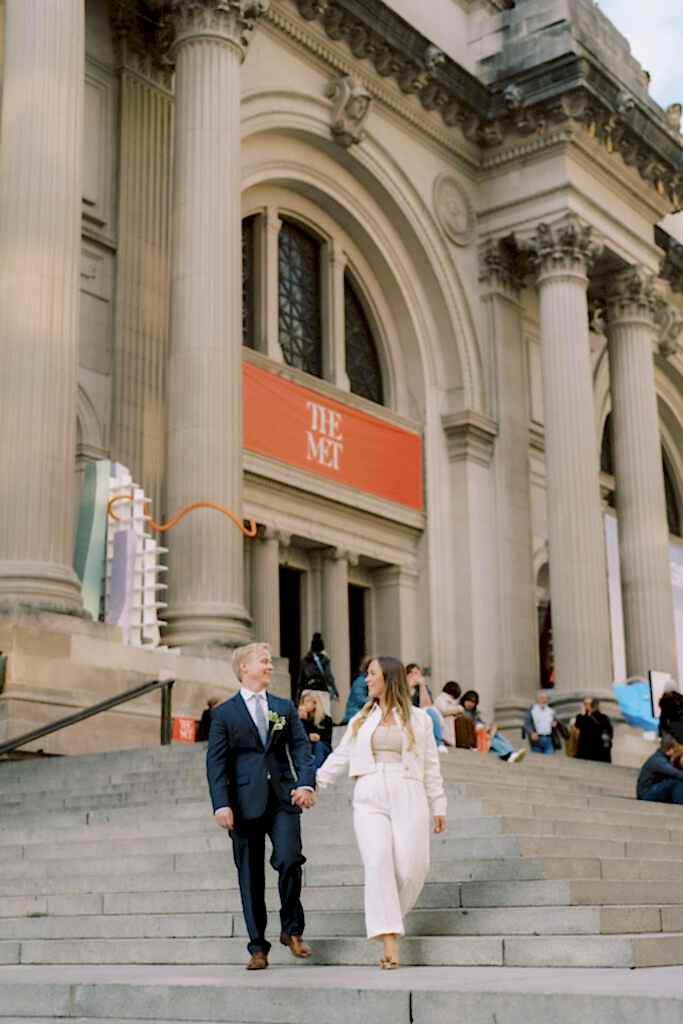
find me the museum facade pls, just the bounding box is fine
[1,0,683,752]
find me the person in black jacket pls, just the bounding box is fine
[574,697,613,763]
[298,690,333,769]
[296,633,339,714]
[658,685,683,743]
[637,736,683,803]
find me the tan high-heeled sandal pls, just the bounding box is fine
[379,955,400,970]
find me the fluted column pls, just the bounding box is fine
[606,268,677,677]
[0,0,84,612]
[527,217,612,691]
[250,528,281,653]
[164,0,268,648]
[322,549,351,709]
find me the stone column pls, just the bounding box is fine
[605,268,677,677]
[480,241,540,711]
[372,565,418,664]
[250,527,281,654]
[322,240,350,390]
[322,548,351,709]
[258,207,283,361]
[525,217,612,691]
[0,0,85,612]
[164,0,268,648]
[442,411,499,720]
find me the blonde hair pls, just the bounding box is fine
[232,642,271,682]
[352,656,416,750]
[298,690,326,727]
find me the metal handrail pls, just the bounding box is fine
[0,677,175,758]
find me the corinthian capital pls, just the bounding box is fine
[479,237,527,294]
[520,216,603,280]
[163,0,270,56]
[658,302,683,359]
[605,266,660,326]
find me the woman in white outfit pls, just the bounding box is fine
[316,656,447,968]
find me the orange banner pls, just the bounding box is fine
[243,363,423,511]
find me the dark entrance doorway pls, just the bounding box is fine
[279,566,302,701]
[348,584,367,684]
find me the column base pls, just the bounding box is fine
[0,561,83,615]
[163,601,252,650]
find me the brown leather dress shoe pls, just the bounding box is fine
[246,951,269,970]
[280,933,312,959]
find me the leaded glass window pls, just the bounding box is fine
[278,220,322,377]
[344,274,384,405]
[242,215,256,349]
[663,449,681,537]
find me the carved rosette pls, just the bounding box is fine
[604,266,660,328]
[521,217,603,280]
[326,75,372,148]
[433,174,475,247]
[164,0,270,58]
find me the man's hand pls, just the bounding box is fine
[215,808,234,830]
[531,732,539,742]
[433,816,447,834]
[309,732,321,742]
[291,788,316,810]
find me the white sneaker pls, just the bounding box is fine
[438,745,449,754]
[508,749,526,764]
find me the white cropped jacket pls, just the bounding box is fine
[316,704,447,817]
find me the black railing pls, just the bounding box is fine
[0,677,175,758]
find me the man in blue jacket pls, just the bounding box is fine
[637,736,683,804]
[207,642,316,970]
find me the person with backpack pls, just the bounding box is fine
[296,633,340,716]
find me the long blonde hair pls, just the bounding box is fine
[298,689,326,727]
[352,656,416,750]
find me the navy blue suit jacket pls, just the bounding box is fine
[206,692,316,822]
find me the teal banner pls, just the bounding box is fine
[74,459,110,620]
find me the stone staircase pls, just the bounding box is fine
[1,742,683,1022]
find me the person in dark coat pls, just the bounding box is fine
[574,697,613,763]
[637,736,683,803]
[296,633,339,714]
[658,685,683,743]
[196,697,219,742]
[343,656,371,723]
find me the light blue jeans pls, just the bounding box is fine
[490,733,515,759]
[425,707,445,747]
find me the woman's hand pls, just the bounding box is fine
[309,732,320,742]
[433,816,447,834]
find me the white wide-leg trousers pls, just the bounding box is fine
[352,763,431,939]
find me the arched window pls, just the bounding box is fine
[278,219,322,377]
[662,449,681,538]
[344,273,384,405]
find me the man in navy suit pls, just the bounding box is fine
[207,642,316,970]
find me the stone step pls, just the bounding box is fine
[0,856,601,899]
[2,799,681,847]
[2,903,682,939]
[11,930,683,967]
[459,878,683,907]
[1,965,682,1024]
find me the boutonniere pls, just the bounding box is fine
[267,710,287,732]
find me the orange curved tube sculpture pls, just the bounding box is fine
[107,495,257,538]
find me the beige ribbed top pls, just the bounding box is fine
[371,724,403,762]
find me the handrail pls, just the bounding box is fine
[0,677,175,758]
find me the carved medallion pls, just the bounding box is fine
[433,174,475,246]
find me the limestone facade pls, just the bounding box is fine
[1,0,683,752]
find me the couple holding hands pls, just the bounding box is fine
[207,642,447,970]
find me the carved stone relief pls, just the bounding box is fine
[326,75,372,148]
[433,174,475,247]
